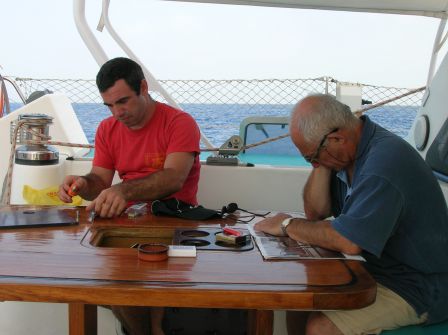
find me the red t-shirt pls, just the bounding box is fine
[93,101,201,205]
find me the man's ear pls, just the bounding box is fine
[140,79,148,94]
[328,130,346,144]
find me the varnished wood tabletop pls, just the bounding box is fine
[0,206,376,335]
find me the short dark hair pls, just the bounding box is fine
[96,57,145,95]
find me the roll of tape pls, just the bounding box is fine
[138,243,169,262]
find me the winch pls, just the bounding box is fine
[206,135,244,166]
[13,114,59,165]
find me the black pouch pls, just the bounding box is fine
[151,198,221,220]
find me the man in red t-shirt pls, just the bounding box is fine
[58,57,201,335]
[58,57,200,216]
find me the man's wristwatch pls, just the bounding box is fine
[281,217,293,236]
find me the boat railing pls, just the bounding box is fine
[6,76,424,106]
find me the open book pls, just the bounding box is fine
[247,219,364,261]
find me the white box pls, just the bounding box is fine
[168,245,197,257]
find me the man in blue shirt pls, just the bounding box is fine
[255,94,448,334]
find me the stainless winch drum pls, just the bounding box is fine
[12,114,59,165]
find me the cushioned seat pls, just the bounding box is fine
[382,320,448,334]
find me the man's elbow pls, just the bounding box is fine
[171,181,184,194]
[168,175,187,194]
[340,243,362,255]
[305,208,330,221]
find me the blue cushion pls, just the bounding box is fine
[382,320,448,334]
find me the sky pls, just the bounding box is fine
[1,0,444,88]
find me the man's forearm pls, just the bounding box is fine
[303,167,332,220]
[78,173,109,201]
[286,218,361,255]
[117,168,185,202]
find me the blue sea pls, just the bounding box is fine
[10,102,417,165]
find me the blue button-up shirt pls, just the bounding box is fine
[330,116,448,324]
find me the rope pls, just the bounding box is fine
[199,132,291,152]
[242,133,290,150]
[23,139,94,149]
[2,119,30,205]
[353,86,426,117]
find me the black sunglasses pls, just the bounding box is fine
[303,128,339,164]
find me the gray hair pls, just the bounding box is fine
[291,94,358,143]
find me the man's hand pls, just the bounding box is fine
[86,184,128,218]
[254,213,292,236]
[58,175,87,203]
[303,166,333,220]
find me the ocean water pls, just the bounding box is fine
[10,102,417,161]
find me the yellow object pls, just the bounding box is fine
[22,185,82,206]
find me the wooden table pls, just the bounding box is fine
[0,206,376,335]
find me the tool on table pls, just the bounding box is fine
[88,210,96,223]
[125,203,148,219]
[216,226,250,245]
[68,182,78,197]
[222,226,242,236]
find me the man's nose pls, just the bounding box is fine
[311,161,320,168]
[112,105,126,117]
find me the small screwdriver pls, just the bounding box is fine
[68,183,78,197]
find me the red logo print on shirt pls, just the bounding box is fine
[144,153,166,170]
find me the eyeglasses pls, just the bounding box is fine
[303,128,339,164]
